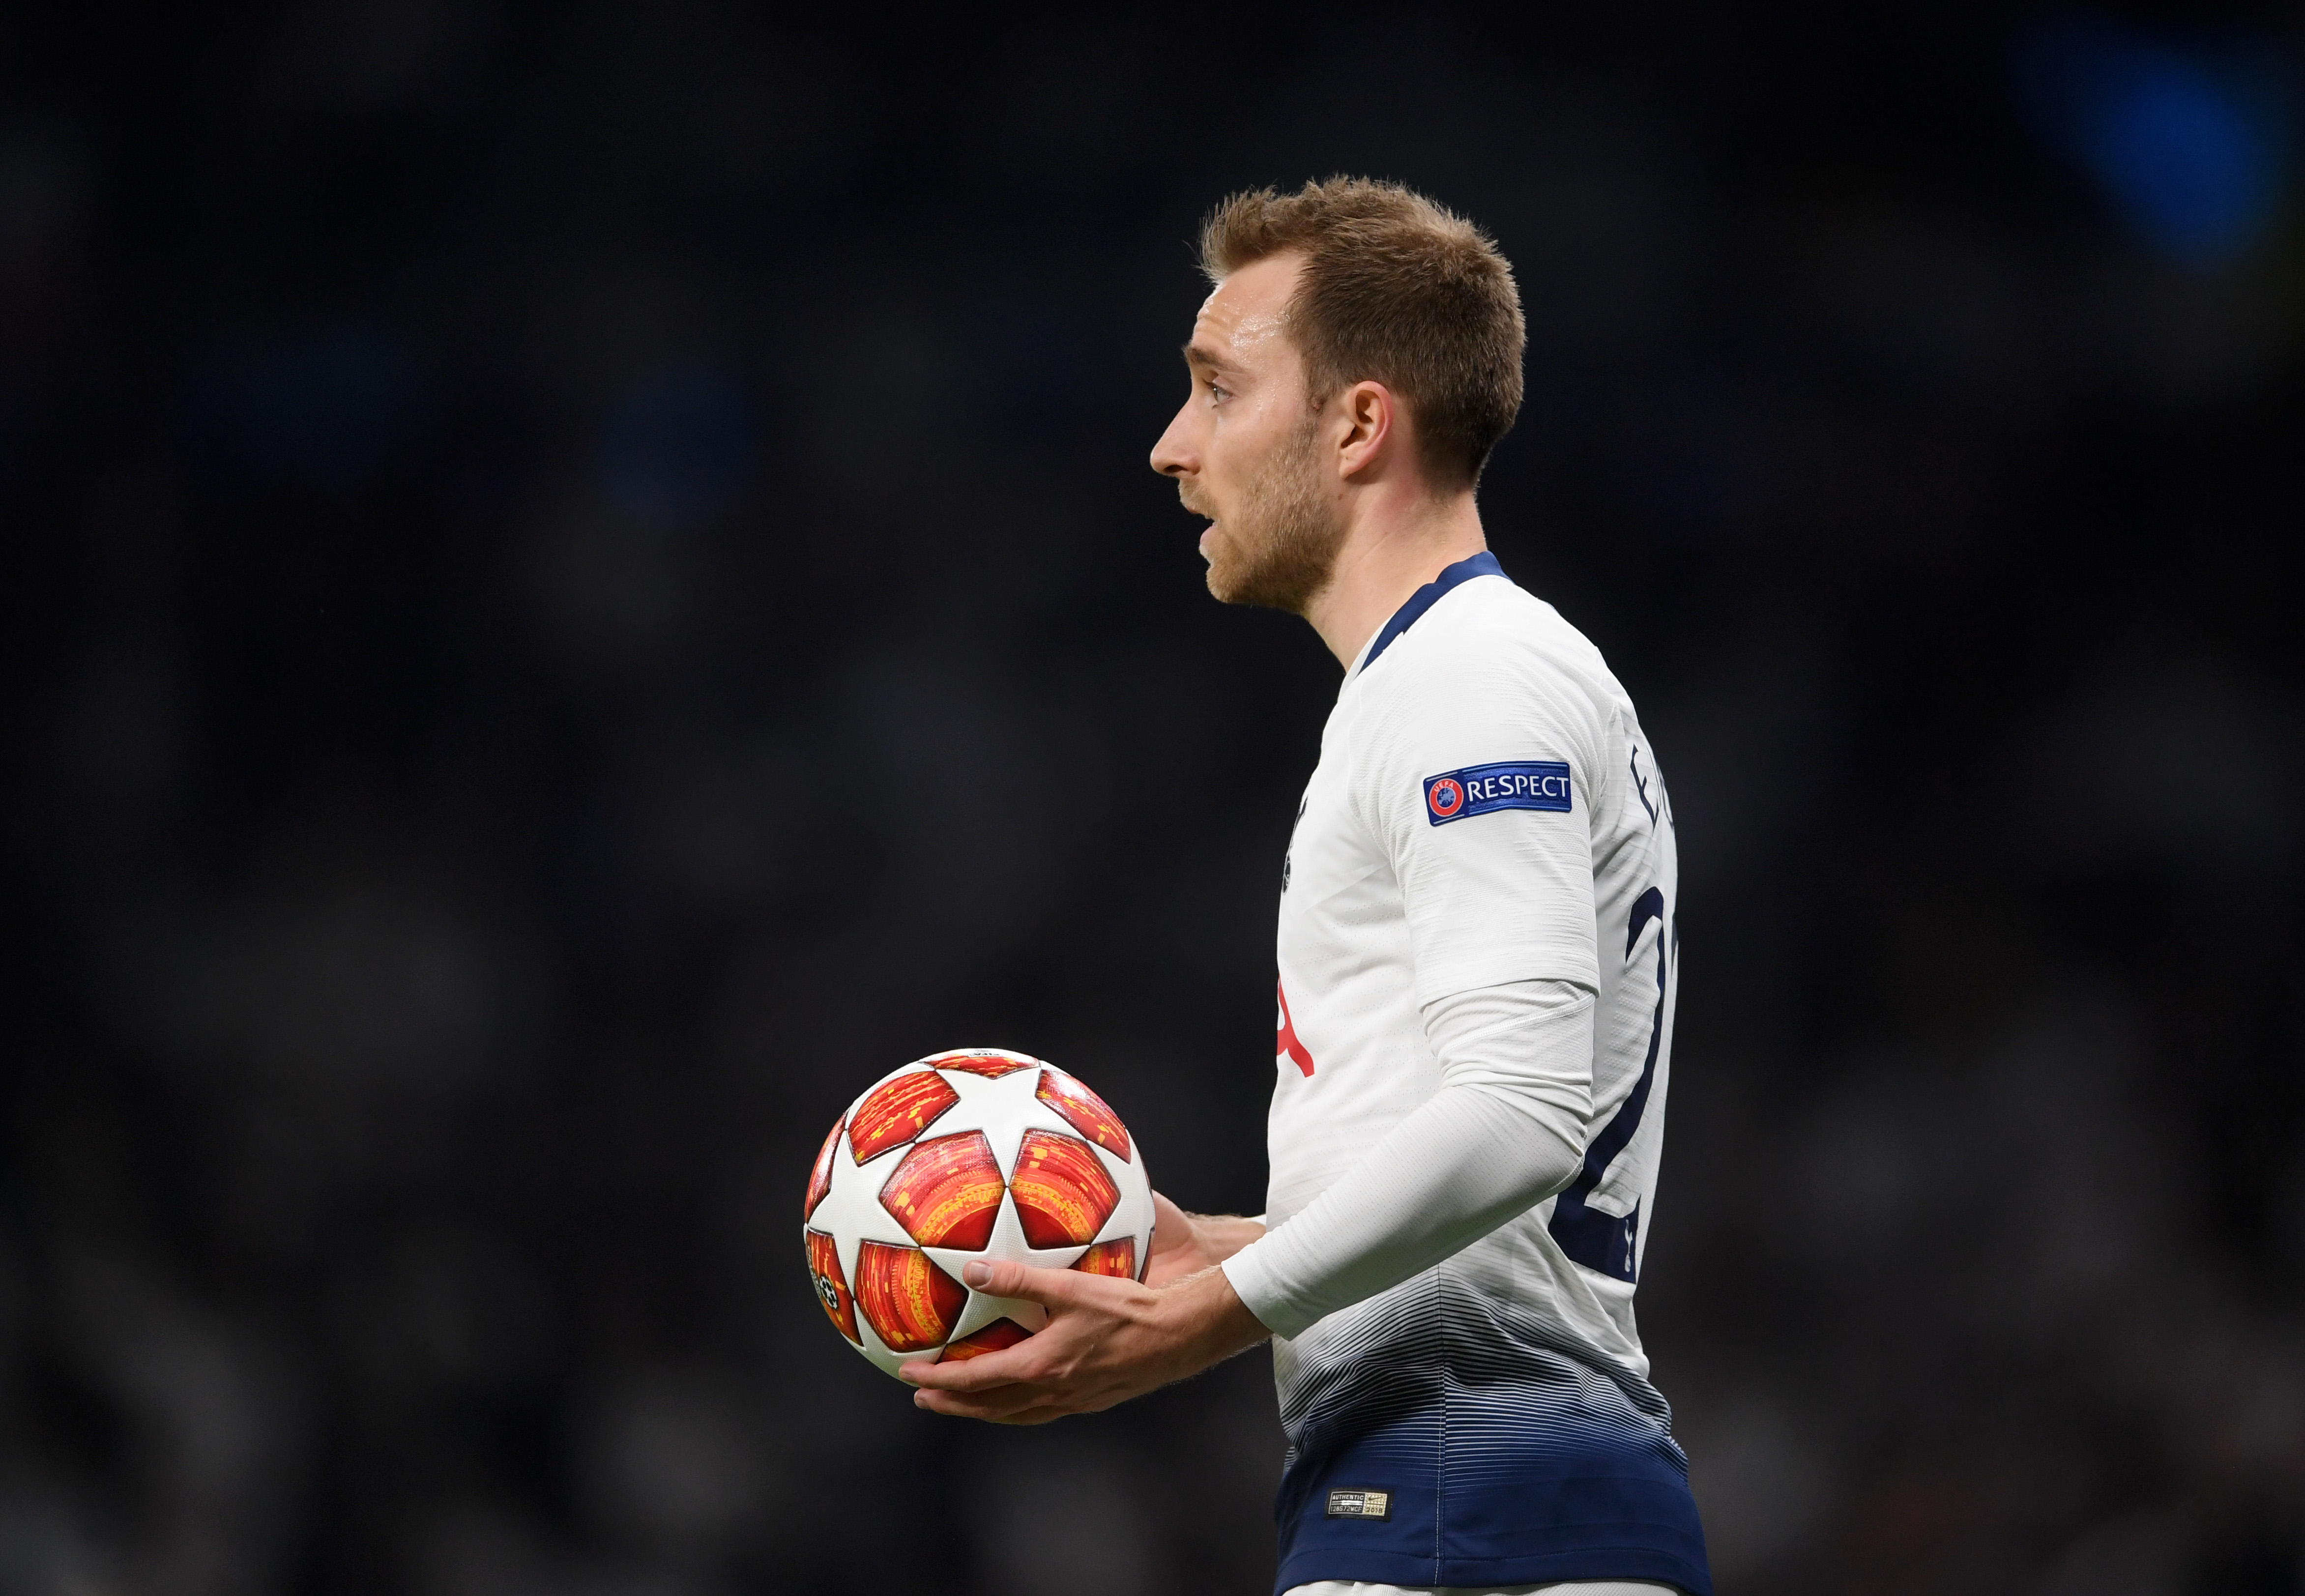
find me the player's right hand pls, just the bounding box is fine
[900,1254,1268,1424]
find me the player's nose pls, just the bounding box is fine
[1149,405,1196,477]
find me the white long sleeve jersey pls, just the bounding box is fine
[1219,553,1708,1596]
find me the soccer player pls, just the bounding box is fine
[903,179,1709,1596]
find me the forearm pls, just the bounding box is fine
[1142,1192,1267,1288]
[1223,979,1593,1339]
[1156,1262,1272,1367]
[1179,1212,1268,1267]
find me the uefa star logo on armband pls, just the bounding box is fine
[1422,760,1573,825]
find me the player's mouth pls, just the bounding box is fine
[1177,483,1220,560]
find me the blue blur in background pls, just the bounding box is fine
[2013,14,2291,264]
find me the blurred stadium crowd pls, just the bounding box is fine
[3,6,2300,1594]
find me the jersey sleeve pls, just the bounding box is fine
[1222,977,1593,1337]
[1351,636,1605,1005]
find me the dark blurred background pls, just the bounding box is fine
[3,4,2301,1593]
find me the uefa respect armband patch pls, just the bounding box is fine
[1423,760,1573,824]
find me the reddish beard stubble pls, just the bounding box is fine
[1186,412,1345,614]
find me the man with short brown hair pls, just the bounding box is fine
[905,178,1710,1596]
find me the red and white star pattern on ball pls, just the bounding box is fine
[801,1048,1155,1377]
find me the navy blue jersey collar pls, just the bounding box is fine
[1357,551,1507,674]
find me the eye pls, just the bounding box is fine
[1206,380,1231,404]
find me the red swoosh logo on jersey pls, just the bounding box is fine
[1276,978,1316,1077]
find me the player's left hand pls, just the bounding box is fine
[898,1258,1269,1424]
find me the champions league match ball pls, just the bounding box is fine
[802,1048,1155,1377]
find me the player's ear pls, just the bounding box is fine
[1335,380,1395,481]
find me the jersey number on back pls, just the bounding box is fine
[1546,886,1668,1281]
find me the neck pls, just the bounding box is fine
[1302,486,1488,668]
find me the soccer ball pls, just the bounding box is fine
[801,1047,1154,1377]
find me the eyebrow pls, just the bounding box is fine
[1182,340,1225,369]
